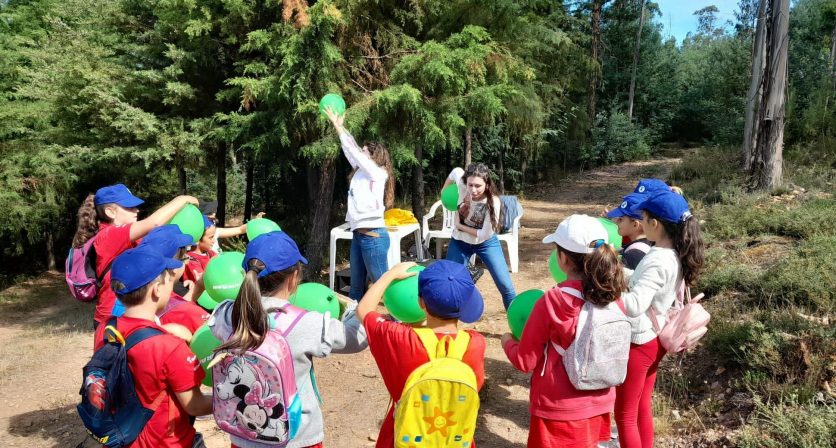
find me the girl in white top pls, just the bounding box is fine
[325,107,395,301]
[614,189,705,448]
[442,163,516,309]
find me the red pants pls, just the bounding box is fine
[614,338,666,448]
[528,413,610,448]
[233,445,322,448]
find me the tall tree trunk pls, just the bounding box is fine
[627,0,647,120]
[589,0,604,121]
[752,0,789,190]
[46,231,56,271]
[176,151,187,194]
[520,154,528,194]
[244,151,254,221]
[304,157,337,279]
[216,144,228,227]
[743,0,768,171]
[464,127,472,167]
[411,146,425,225]
[498,143,506,194]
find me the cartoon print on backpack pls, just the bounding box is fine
[214,356,290,443]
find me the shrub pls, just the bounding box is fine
[760,235,836,312]
[585,109,651,166]
[738,399,836,448]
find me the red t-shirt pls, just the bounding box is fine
[93,223,137,324]
[93,316,204,448]
[363,312,486,448]
[182,249,216,283]
[158,295,211,334]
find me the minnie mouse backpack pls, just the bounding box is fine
[210,304,306,446]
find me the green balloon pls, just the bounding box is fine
[507,289,545,340]
[548,250,567,283]
[203,251,246,302]
[383,265,427,323]
[441,183,459,211]
[290,283,341,317]
[319,93,346,117]
[190,324,222,386]
[246,218,281,241]
[196,290,218,311]
[169,204,203,243]
[597,217,623,249]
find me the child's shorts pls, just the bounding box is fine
[528,413,610,448]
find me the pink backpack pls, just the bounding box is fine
[65,236,109,302]
[647,284,710,354]
[211,304,306,445]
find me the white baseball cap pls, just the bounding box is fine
[542,214,608,254]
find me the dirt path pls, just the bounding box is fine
[0,156,681,447]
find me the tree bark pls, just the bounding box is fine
[176,151,187,194]
[304,157,337,279]
[627,0,647,120]
[498,142,506,194]
[216,144,228,227]
[752,0,788,190]
[46,231,56,271]
[244,150,254,221]
[411,146,425,225]
[589,0,605,121]
[464,127,472,167]
[742,0,768,171]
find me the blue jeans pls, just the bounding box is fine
[349,228,390,301]
[447,236,516,309]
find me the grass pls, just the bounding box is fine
[737,399,836,448]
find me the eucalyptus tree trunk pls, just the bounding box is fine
[412,146,425,225]
[176,151,187,194]
[589,0,604,122]
[244,150,254,221]
[627,0,647,120]
[46,231,56,271]
[752,0,789,190]
[304,157,337,279]
[742,0,768,171]
[464,127,472,167]
[216,144,228,227]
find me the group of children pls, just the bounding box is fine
[73,175,703,448]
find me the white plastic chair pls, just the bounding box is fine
[421,199,523,273]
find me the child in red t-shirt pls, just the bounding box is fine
[71,184,200,328]
[502,214,628,448]
[93,247,213,448]
[183,215,218,284]
[357,260,487,448]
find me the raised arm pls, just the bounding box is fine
[325,107,386,179]
[130,195,199,241]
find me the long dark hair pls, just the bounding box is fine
[72,194,113,248]
[463,163,501,233]
[646,210,705,287]
[216,260,302,353]
[557,242,627,307]
[351,141,395,209]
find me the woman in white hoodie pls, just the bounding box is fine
[326,108,395,301]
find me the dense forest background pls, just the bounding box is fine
[1,0,834,279]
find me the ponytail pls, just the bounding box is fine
[648,211,705,287]
[557,242,627,307]
[72,194,99,248]
[216,260,303,354]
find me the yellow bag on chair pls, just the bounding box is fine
[394,328,480,447]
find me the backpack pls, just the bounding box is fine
[551,287,632,391]
[65,236,111,302]
[647,285,710,354]
[77,318,165,447]
[211,304,307,446]
[394,328,480,448]
[498,195,521,233]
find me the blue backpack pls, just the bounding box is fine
[77,318,164,447]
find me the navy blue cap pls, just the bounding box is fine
[203,215,215,229]
[138,224,195,258]
[606,193,646,220]
[633,178,670,195]
[418,260,484,324]
[94,184,144,208]
[244,231,308,278]
[111,247,183,296]
[638,190,693,224]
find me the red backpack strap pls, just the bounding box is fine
[614,298,627,314]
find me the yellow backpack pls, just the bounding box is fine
[394,328,480,448]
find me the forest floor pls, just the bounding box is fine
[0,152,728,447]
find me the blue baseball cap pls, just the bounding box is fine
[203,215,215,229]
[606,193,646,220]
[243,231,308,278]
[418,260,484,324]
[633,178,670,195]
[138,224,195,257]
[94,184,144,208]
[638,190,693,224]
[111,247,182,296]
